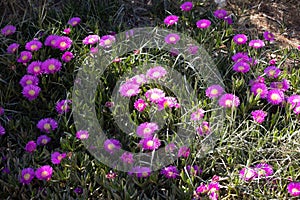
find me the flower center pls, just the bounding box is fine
[152,71,161,77]
[104,39,112,45]
[60,42,67,47]
[48,64,55,70]
[271,93,279,101]
[31,44,38,50]
[292,188,300,193]
[146,140,154,147]
[28,90,35,96]
[211,89,218,95]
[169,36,176,42]
[225,99,232,107]
[26,80,33,85]
[237,38,244,42]
[107,143,115,150]
[24,173,31,180]
[22,55,28,60]
[41,171,49,177]
[238,66,245,71]
[34,66,40,72]
[42,139,47,144]
[43,123,51,130]
[126,89,135,96]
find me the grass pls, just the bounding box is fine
[0,0,300,199]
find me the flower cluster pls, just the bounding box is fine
[239,163,273,182]
[20,165,53,184]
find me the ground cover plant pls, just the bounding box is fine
[0,0,300,199]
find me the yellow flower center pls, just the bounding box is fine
[270,93,279,101]
[60,42,66,47]
[169,36,176,42]
[225,99,232,107]
[142,172,148,177]
[292,188,299,193]
[22,55,28,60]
[238,66,245,71]
[26,80,33,85]
[256,88,263,94]
[151,93,160,100]
[28,90,35,96]
[152,71,161,77]
[126,89,135,96]
[42,139,47,144]
[31,44,37,50]
[34,66,40,72]
[107,143,115,150]
[146,140,154,147]
[43,123,51,130]
[211,89,218,95]
[48,64,55,70]
[237,38,244,42]
[41,171,49,177]
[24,173,31,180]
[104,40,112,45]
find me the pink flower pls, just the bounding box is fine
[180,2,193,11]
[136,122,159,138]
[233,34,248,45]
[17,51,32,63]
[25,40,43,51]
[196,121,211,136]
[264,66,281,78]
[56,36,72,51]
[25,141,36,153]
[139,137,161,150]
[104,139,121,154]
[61,51,74,62]
[145,88,165,103]
[165,33,180,44]
[76,130,89,140]
[263,31,275,41]
[63,28,71,35]
[164,15,179,26]
[196,19,211,29]
[161,165,179,178]
[35,165,53,181]
[37,118,58,133]
[232,61,250,73]
[205,84,224,99]
[83,35,100,45]
[239,167,257,181]
[20,168,35,184]
[254,163,273,177]
[41,58,62,74]
[250,83,268,99]
[56,99,72,114]
[178,146,190,158]
[146,66,167,80]
[134,99,147,112]
[191,109,205,120]
[249,39,265,49]
[218,93,240,108]
[120,152,134,164]
[51,152,66,164]
[251,110,267,124]
[213,9,227,19]
[68,17,81,26]
[99,35,116,48]
[22,85,41,101]
[287,182,300,197]
[27,61,43,76]
[267,89,284,105]
[7,43,20,53]
[1,25,16,36]
[119,82,140,97]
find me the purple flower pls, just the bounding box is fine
[178,146,190,158]
[128,74,147,86]
[157,96,178,110]
[267,89,284,105]
[63,28,71,35]
[37,118,58,133]
[250,83,268,99]
[185,165,202,176]
[239,167,257,181]
[287,94,300,108]
[270,79,289,91]
[146,66,167,79]
[213,9,227,19]
[287,182,300,197]
[51,152,66,164]
[76,130,89,140]
[61,51,74,62]
[35,165,53,181]
[104,139,121,154]
[0,125,5,136]
[37,135,51,145]
[269,59,277,65]
[56,99,72,114]
[120,152,134,164]
[25,141,37,153]
[161,165,179,178]
[208,182,220,193]
[145,88,165,103]
[22,85,41,101]
[170,48,180,56]
[164,15,179,26]
[82,35,100,45]
[233,34,248,45]
[196,183,208,194]
[196,121,211,135]
[20,168,35,184]
[136,122,159,138]
[254,163,273,177]
[224,15,233,25]
[165,143,176,153]
[27,61,43,76]
[188,45,199,55]
[41,58,62,74]
[45,35,60,48]
[74,187,83,194]
[99,35,116,48]
[119,82,140,97]
[249,76,265,85]
[56,36,72,51]
[191,109,205,121]
[196,19,211,29]
[139,137,161,150]
[264,66,281,78]
[105,101,114,108]
[205,84,224,99]
[165,33,180,44]
[218,93,240,108]
[1,25,16,36]
[251,110,267,124]
[128,166,151,178]
[68,17,81,26]
[231,52,249,62]
[263,31,275,41]
[25,40,43,51]
[7,43,20,53]
[249,39,265,49]
[17,51,32,63]
[19,75,39,87]
[232,61,250,73]
[134,99,147,112]
[0,107,4,115]
[180,2,193,11]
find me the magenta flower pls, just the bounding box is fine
[0,125,5,136]
[196,19,211,29]
[37,135,51,145]
[41,58,62,74]
[188,45,199,55]
[205,84,224,99]
[269,59,276,65]
[56,36,72,51]
[267,89,284,105]
[233,34,248,45]
[119,82,140,97]
[128,74,147,85]
[164,15,179,26]
[170,47,180,56]
[63,28,71,35]
[20,168,35,185]
[140,137,161,150]
[270,79,289,91]
[68,17,81,26]
[196,183,208,194]
[191,109,205,120]
[208,182,220,193]
[185,165,202,176]
[231,52,249,62]
[287,182,300,197]
[105,101,114,108]
[19,75,39,87]
[239,167,257,181]
[7,43,20,53]
[17,51,32,63]
[146,66,167,80]
[157,96,178,110]
[145,88,165,103]
[251,110,267,124]
[120,152,134,164]
[165,33,180,44]
[136,122,159,138]
[37,118,58,133]
[224,15,233,24]
[25,40,43,51]
[178,146,190,158]
[99,35,116,48]
[165,143,176,153]
[90,47,98,54]
[233,61,250,73]
[61,51,74,62]
[22,85,41,101]
[196,121,211,136]
[161,165,179,178]
[249,39,265,49]
[35,165,53,181]
[104,139,121,154]
[27,61,43,76]
[56,99,72,114]
[76,130,89,140]
[180,2,193,11]
[287,94,300,108]
[250,83,268,99]
[82,35,100,45]
[263,31,275,41]
[264,66,281,78]
[51,152,66,164]
[218,93,240,108]
[249,76,265,85]
[128,166,151,178]
[213,9,227,19]
[254,163,273,177]
[134,99,147,112]
[1,25,16,36]
[25,141,36,153]
[44,35,60,48]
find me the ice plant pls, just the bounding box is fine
[250,83,268,99]
[44,35,60,48]
[287,94,300,108]
[136,122,159,138]
[76,130,89,140]
[139,137,161,150]
[119,82,140,97]
[7,43,20,53]
[161,165,179,178]
[99,35,116,48]
[180,2,193,11]
[82,35,100,45]
[287,182,300,197]
[239,167,257,181]
[157,96,178,110]
[251,110,267,124]
[263,31,275,41]
[51,152,67,164]
[63,28,71,35]
[270,79,289,91]
[129,166,151,178]
[185,165,202,176]
[19,75,39,87]
[218,93,240,108]
[249,39,265,49]
[146,66,167,80]
[1,25,16,36]
[254,163,273,177]
[129,74,147,85]
[267,89,284,105]
[37,135,51,145]
[264,66,281,78]
[35,165,53,181]
[37,118,58,133]
[27,61,43,76]
[233,34,248,45]
[196,19,211,29]
[145,88,165,103]
[177,146,190,158]
[120,152,134,164]
[61,51,74,62]
[25,40,43,51]
[41,58,62,74]
[68,17,81,26]
[164,15,179,26]
[213,9,227,19]
[104,139,121,154]
[191,109,205,121]
[22,85,41,101]
[20,168,35,185]
[231,52,250,62]
[165,33,180,44]
[0,125,5,136]
[25,141,37,153]
[56,99,72,114]
[134,99,147,112]
[196,121,211,135]
[232,61,250,73]
[17,51,32,63]
[56,36,72,51]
